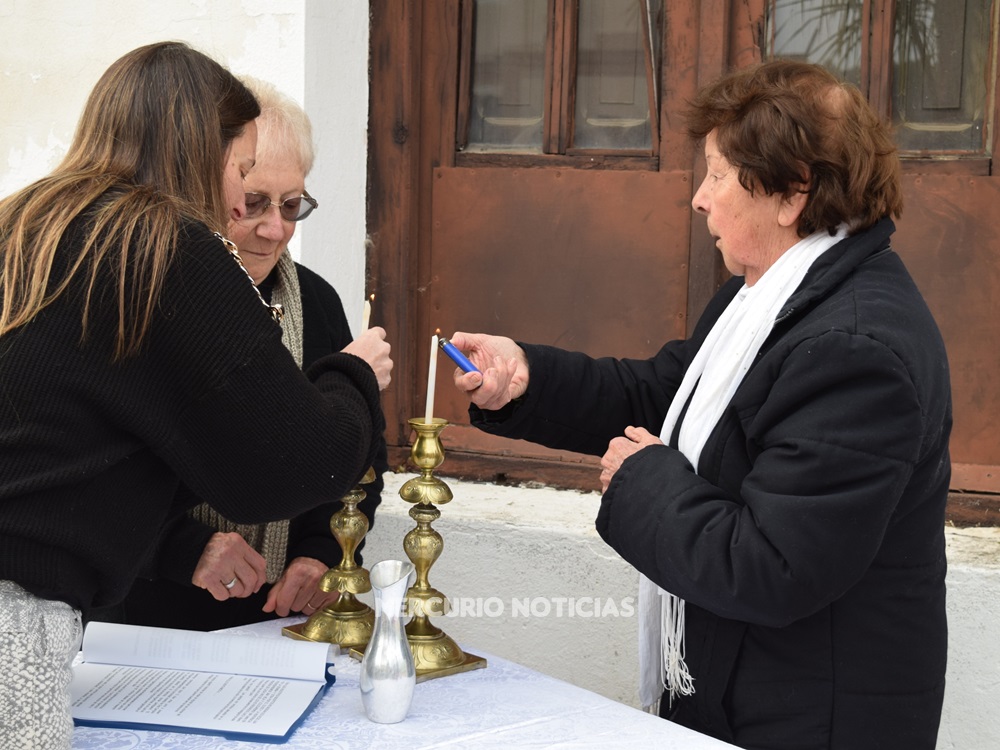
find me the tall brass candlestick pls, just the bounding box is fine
[283,467,376,649]
[399,418,486,681]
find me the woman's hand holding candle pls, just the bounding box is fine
[448,332,529,411]
[343,327,393,391]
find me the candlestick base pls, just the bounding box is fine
[283,592,375,650]
[282,467,377,650]
[407,617,487,681]
[349,638,486,682]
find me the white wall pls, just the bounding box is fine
[0,0,370,333]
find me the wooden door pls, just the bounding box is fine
[369,1,1000,522]
[369,0,720,489]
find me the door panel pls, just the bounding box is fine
[893,175,1000,491]
[427,166,692,462]
[369,1,1000,512]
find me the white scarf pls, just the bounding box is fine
[638,225,847,712]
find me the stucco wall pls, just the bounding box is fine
[0,0,370,333]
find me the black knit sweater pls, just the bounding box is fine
[97,263,389,631]
[0,219,384,615]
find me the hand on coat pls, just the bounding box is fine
[262,556,339,617]
[448,331,529,411]
[192,532,268,601]
[343,326,393,391]
[600,426,663,493]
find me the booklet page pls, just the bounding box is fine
[71,663,324,737]
[70,622,333,739]
[80,622,330,681]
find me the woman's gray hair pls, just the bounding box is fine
[240,75,315,175]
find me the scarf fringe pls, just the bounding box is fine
[661,593,695,705]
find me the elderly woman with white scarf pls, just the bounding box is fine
[94,78,391,632]
[447,60,950,750]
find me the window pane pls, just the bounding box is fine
[892,0,992,154]
[766,0,864,86]
[574,0,661,151]
[468,0,547,153]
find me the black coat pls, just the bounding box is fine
[471,219,950,750]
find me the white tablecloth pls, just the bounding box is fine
[72,617,738,749]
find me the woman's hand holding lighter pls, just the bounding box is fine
[445,331,530,410]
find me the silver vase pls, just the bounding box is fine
[360,559,416,723]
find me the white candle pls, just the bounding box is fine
[361,293,374,331]
[424,333,438,423]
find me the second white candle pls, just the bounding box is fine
[424,333,438,423]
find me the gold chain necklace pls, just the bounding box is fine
[214,232,283,322]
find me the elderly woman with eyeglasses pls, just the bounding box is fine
[91,77,389,632]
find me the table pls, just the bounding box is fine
[72,617,739,749]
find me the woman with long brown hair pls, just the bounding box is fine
[99,77,389,632]
[0,42,391,748]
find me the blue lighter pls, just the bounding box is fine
[438,336,480,373]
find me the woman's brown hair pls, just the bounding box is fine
[0,41,259,357]
[686,59,902,237]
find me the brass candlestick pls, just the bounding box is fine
[283,467,376,649]
[399,417,486,681]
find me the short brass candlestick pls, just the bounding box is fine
[399,417,486,681]
[283,467,376,649]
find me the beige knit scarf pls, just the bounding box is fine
[188,250,304,583]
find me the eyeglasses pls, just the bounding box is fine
[242,191,318,222]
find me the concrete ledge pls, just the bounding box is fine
[362,472,640,706]
[360,472,1000,748]
[945,525,1000,568]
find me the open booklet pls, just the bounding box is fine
[71,621,336,743]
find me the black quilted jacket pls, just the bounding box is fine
[472,218,950,750]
